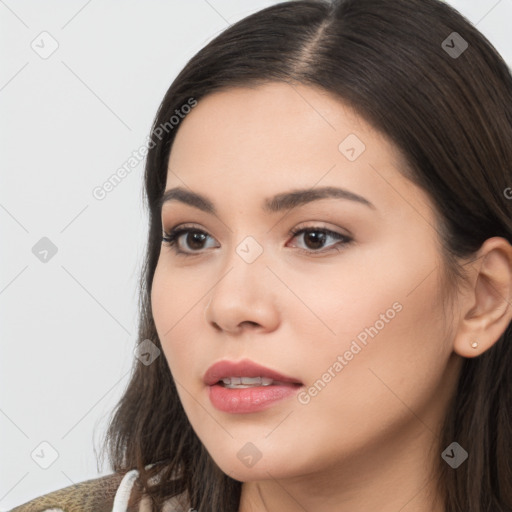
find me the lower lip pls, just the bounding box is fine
[208,383,301,414]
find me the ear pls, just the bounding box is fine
[453,237,512,358]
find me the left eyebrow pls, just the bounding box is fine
[158,185,377,214]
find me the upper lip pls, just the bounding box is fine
[203,359,303,386]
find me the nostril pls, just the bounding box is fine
[242,321,259,328]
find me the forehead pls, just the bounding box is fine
[168,82,381,167]
[164,82,430,219]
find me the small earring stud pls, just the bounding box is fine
[471,341,478,349]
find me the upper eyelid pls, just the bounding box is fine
[163,224,351,247]
[163,222,349,237]
[162,216,351,232]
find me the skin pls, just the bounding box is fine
[151,81,512,512]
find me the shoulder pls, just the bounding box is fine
[9,469,191,512]
[9,472,124,512]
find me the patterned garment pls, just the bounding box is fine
[9,469,190,512]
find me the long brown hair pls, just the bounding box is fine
[99,1,512,510]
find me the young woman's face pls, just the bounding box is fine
[151,82,462,482]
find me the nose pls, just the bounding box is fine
[203,257,280,335]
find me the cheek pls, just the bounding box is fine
[293,243,452,439]
[281,231,441,355]
[151,267,217,451]
[151,260,207,387]
[303,265,451,436]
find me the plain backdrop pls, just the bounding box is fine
[1,0,511,509]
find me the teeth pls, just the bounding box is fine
[221,376,274,388]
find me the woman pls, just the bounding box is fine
[11,0,512,511]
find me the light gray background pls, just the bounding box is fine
[1,0,511,509]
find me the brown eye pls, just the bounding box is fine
[184,231,208,250]
[162,226,217,255]
[289,227,353,254]
[161,224,353,257]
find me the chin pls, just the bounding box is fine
[206,444,304,483]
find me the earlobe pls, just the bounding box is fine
[452,237,512,359]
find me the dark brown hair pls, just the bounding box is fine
[99,0,512,510]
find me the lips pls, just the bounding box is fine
[203,359,303,386]
[203,359,303,414]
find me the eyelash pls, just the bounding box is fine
[161,224,353,257]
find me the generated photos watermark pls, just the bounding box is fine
[92,97,197,201]
[297,301,403,405]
